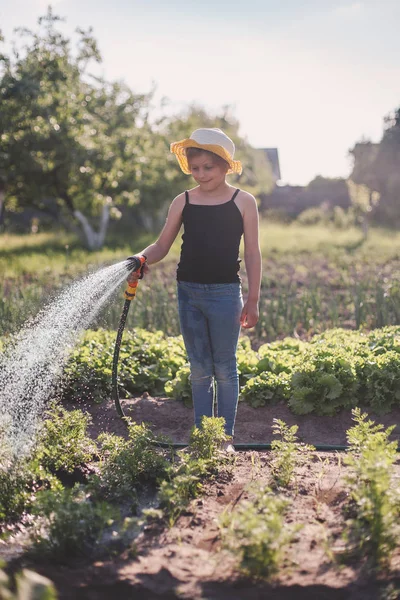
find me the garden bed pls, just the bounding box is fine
[80,394,400,448]
[4,397,399,600]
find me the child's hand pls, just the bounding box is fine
[240,300,259,329]
[127,259,149,284]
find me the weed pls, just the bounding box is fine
[158,455,205,526]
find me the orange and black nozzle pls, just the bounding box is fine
[124,255,147,301]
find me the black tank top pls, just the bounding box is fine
[177,188,244,284]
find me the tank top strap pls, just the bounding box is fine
[185,190,189,204]
[230,188,240,202]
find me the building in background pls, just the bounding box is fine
[260,148,282,185]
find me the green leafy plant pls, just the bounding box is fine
[34,405,98,474]
[164,365,192,404]
[62,328,187,402]
[341,408,400,570]
[0,457,62,526]
[0,461,32,524]
[158,454,206,527]
[189,416,229,461]
[93,420,169,505]
[219,484,300,579]
[270,419,315,488]
[29,486,116,563]
[158,417,230,526]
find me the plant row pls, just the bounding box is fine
[0,406,230,564]
[24,325,399,415]
[1,406,399,581]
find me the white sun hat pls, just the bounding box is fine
[170,128,242,175]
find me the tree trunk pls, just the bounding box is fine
[0,187,5,228]
[73,205,110,250]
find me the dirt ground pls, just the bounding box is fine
[9,397,400,599]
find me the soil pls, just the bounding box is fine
[6,397,400,599]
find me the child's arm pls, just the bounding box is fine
[127,193,185,281]
[241,193,261,329]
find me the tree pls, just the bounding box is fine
[349,108,400,227]
[0,9,154,248]
[0,10,275,247]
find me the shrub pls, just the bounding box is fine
[189,416,229,461]
[0,457,62,526]
[0,461,31,524]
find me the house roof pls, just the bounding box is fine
[260,148,281,181]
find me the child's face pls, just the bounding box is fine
[188,152,229,191]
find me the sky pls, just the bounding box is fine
[1,0,399,185]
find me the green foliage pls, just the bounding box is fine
[240,371,292,408]
[0,566,57,600]
[157,455,207,527]
[358,351,400,413]
[237,337,260,385]
[0,456,62,526]
[164,365,191,404]
[270,419,315,488]
[341,409,400,570]
[288,350,359,416]
[219,484,299,579]
[62,328,187,402]
[189,416,229,461]
[29,486,116,563]
[0,461,31,524]
[34,405,98,474]
[158,417,229,525]
[240,327,400,415]
[93,420,169,504]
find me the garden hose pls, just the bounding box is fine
[112,259,382,453]
[112,255,147,418]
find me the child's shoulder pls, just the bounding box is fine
[235,189,257,210]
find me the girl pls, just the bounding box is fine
[128,128,261,451]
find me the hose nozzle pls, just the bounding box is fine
[124,255,147,301]
[126,255,142,273]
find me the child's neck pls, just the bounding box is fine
[196,181,231,198]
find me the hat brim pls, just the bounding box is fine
[170,139,242,175]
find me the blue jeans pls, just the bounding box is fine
[177,281,243,437]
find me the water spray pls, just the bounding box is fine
[112,255,147,418]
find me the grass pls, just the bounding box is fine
[1,222,399,339]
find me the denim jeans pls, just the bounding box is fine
[177,281,243,437]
